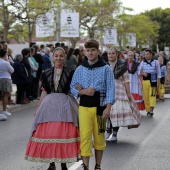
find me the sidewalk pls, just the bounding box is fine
[0,84,39,113]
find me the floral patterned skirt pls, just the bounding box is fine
[25,122,80,163]
[0,78,12,92]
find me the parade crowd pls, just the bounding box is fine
[0,39,170,170]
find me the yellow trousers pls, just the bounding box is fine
[158,84,165,100]
[79,106,106,157]
[142,80,156,112]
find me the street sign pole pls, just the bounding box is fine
[56,6,60,42]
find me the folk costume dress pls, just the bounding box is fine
[138,59,161,113]
[109,60,141,129]
[167,61,170,81]
[25,66,80,163]
[70,57,115,156]
[126,61,145,110]
[158,64,167,100]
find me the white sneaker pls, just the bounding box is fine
[0,114,7,121]
[2,111,11,116]
[105,133,112,139]
[109,134,117,142]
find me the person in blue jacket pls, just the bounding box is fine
[42,47,52,71]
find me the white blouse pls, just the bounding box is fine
[54,68,63,91]
[0,58,14,79]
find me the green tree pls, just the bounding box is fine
[0,0,60,43]
[59,0,123,48]
[127,14,160,48]
[13,0,60,43]
[0,0,16,42]
[8,23,28,43]
[144,8,170,51]
[116,13,131,48]
[116,13,160,49]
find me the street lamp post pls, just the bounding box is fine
[56,6,60,42]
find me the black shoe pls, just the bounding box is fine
[150,110,154,117]
[159,98,164,102]
[147,112,153,117]
[47,163,56,170]
[95,164,101,170]
[82,163,89,170]
[61,163,68,170]
[147,112,150,116]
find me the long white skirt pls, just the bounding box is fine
[110,99,141,128]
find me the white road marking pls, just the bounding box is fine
[68,160,83,170]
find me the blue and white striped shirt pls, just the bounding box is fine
[70,64,115,106]
[160,65,167,78]
[138,59,161,78]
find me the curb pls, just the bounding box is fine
[0,84,39,113]
[0,100,39,113]
[164,94,170,99]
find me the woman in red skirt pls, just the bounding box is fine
[25,47,80,170]
[126,51,145,111]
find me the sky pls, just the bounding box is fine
[121,0,170,14]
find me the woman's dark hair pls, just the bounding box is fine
[40,44,45,49]
[73,48,80,56]
[30,47,35,53]
[74,48,83,66]
[0,49,7,58]
[101,51,108,62]
[29,42,36,47]
[0,41,6,45]
[61,42,65,48]
[32,45,39,53]
[55,42,61,48]
[21,48,30,56]
[66,48,74,60]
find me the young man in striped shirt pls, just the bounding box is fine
[138,49,161,116]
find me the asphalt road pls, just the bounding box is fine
[0,98,170,170]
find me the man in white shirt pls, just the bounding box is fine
[138,49,161,116]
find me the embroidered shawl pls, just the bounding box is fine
[108,59,127,79]
[40,66,74,94]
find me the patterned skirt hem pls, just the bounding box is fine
[110,99,141,127]
[30,136,80,143]
[25,155,81,163]
[111,120,139,127]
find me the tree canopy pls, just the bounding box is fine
[0,0,169,51]
[143,7,170,51]
[62,0,122,38]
